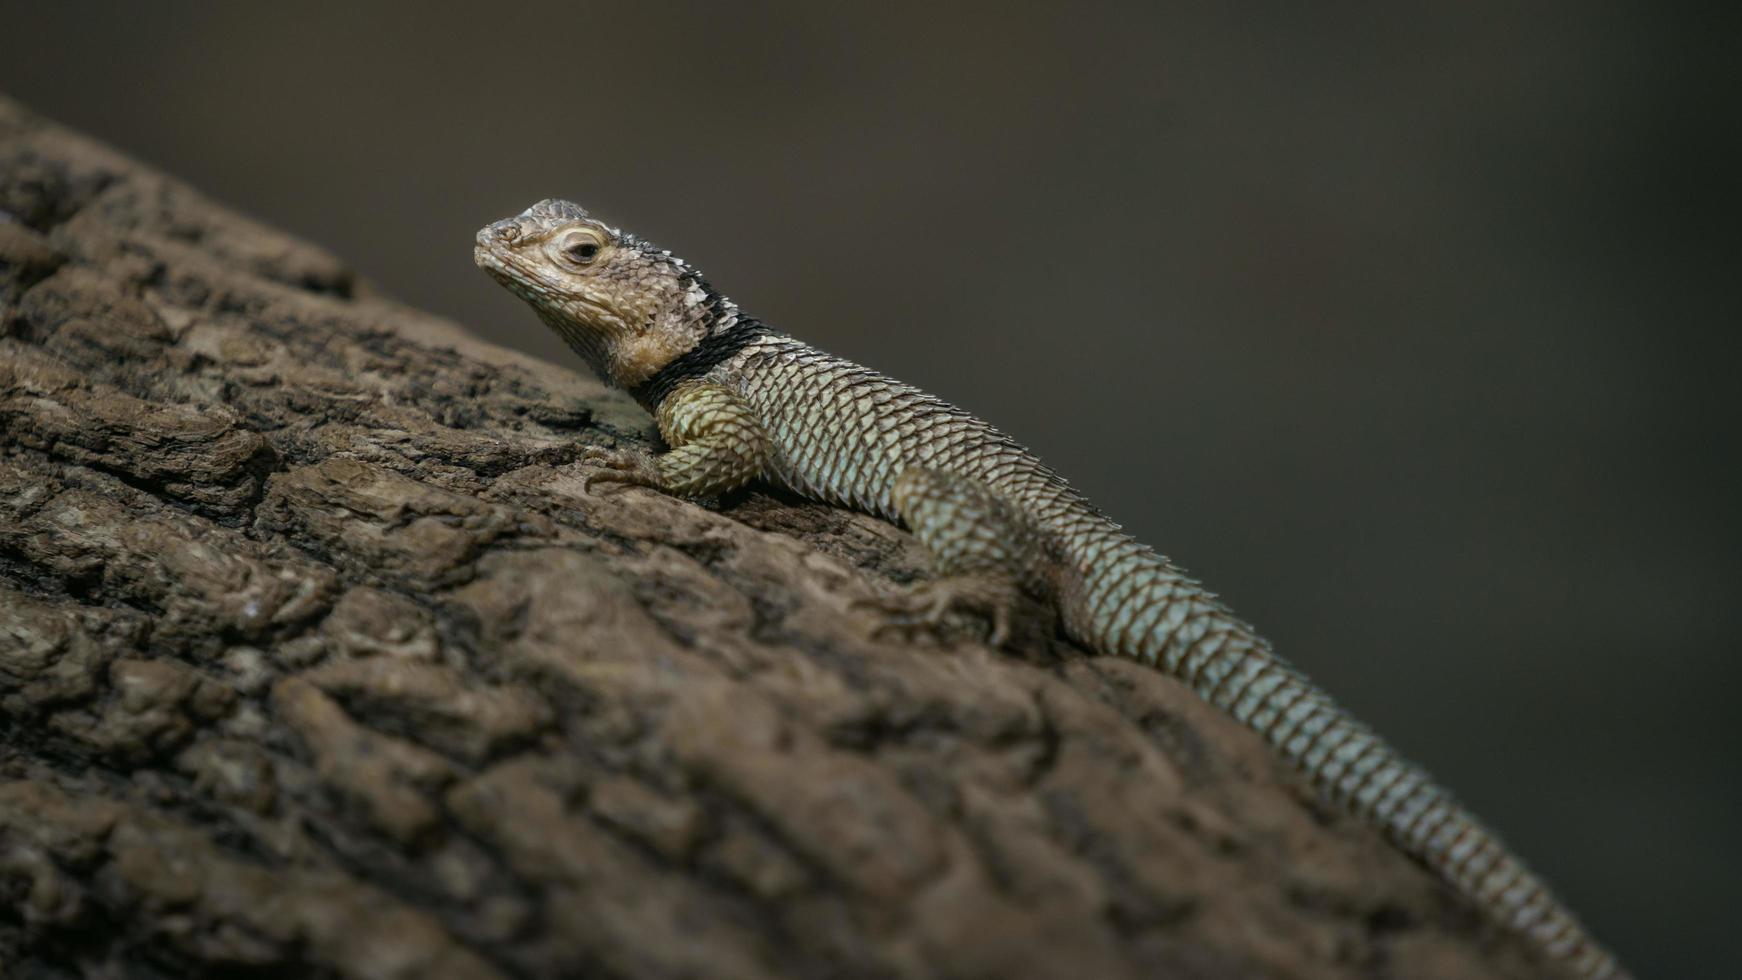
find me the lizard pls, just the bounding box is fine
[474,198,1629,980]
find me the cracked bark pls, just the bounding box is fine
[0,95,1571,980]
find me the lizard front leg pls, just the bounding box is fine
[582,382,771,498]
[862,465,1042,647]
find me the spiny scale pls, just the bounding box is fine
[477,200,1627,979]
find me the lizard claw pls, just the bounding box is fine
[578,445,662,494]
[855,575,1018,648]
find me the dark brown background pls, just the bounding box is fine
[3,3,1735,976]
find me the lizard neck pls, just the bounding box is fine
[627,315,768,411]
[605,246,747,397]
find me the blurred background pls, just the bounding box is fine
[4,2,1736,975]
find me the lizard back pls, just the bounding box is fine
[711,330,1102,532]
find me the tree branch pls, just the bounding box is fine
[0,94,1559,980]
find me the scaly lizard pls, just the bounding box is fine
[475,199,1627,979]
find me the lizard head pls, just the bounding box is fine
[474,199,729,389]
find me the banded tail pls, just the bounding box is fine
[1058,529,1626,979]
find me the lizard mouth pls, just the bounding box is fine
[472,227,505,272]
[472,243,499,275]
[472,229,530,293]
[472,229,568,312]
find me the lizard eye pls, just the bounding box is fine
[554,232,604,267]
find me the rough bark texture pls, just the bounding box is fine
[0,96,1571,980]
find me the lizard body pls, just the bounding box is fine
[475,199,1627,979]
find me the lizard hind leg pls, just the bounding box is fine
[860,466,1043,647]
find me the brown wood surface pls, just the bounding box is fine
[0,95,1568,980]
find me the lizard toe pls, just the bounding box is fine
[577,446,661,493]
[857,575,1021,648]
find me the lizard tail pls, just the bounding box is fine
[1057,530,1627,980]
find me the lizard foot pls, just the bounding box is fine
[578,445,663,494]
[855,574,1020,648]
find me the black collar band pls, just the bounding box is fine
[628,318,766,409]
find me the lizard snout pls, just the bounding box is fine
[480,220,521,246]
[474,221,521,271]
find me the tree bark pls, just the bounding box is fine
[0,95,1564,980]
